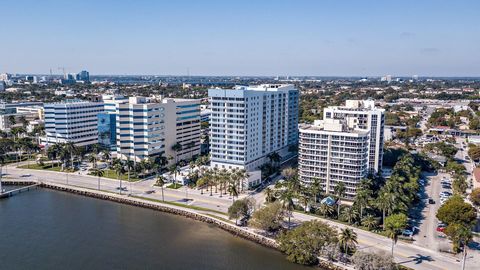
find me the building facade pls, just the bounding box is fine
[299,119,370,199]
[115,97,201,163]
[323,100,385,173]
[208,84,299,187]
[42,100,103,147]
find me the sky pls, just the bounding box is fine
[1,0,479,76]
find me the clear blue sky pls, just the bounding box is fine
[1,0,479,76]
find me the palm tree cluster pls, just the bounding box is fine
[196,167,248,200]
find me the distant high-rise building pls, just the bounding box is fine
[208,84,299,188]
[42,100,103,147]
[323,100,385,174]
[77,70,90,82]
[0,73,9,81]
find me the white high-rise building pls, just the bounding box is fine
[299,118,370,198]
[208,84,299,187]
[323,100,385,174]
[116,97,201,163]
[42,100,103,147]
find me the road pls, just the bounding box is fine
[4,162,479,270]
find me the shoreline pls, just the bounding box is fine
[2,180,348,270]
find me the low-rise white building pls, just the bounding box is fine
[41,100,103,147]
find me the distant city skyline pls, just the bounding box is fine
[1,0,479,76]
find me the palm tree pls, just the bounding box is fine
[228,181,239,202]
[341,207,360,224]
[354,187,372,219]
[63,142,77,170]
[278,184,296,229]
[171,142,183,164]
[91,168,104,190]
[310,177,323,203]
[334,182,346,218]
[338,228,358,254]
[169,164,180,188]
[264,187,275,203]
[317,203,335,218]
[7,115,16,127]
[362,215,379,231]
[267,151,281,168]
[114,162,125,194]
[156,175,166,201]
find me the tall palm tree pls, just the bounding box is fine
[114,162,125,195]
[334,182,346,218]
[278,183,296,229]
[310,177,323,203]
[169,164,180,188]
[338,228,358,254]
[156,175,166,201]
[354,187,372,219]
[171,142,183,164]
[228,181,239,202]
[91,168,104,190]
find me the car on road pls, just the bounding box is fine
[428,198,435,204]
[116,187,128,191]
[144,190,155,194]
[20,174,32,177]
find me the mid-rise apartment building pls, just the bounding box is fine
[299,118,370,199]
[42,100,103,147]
[323,100,385,173]
[208,84,299,187]
[116,97,201,163]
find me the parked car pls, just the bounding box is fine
[436,226,446,232]
[428,198,436,204]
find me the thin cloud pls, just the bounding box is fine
[420,47,440,54]
[400,32,416,38]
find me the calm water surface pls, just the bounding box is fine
[0,188,311,270]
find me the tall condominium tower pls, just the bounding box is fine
[208,84,299,187]
[323,100,385,173]
[42,100,103,147]
[116,97,201,163]
[299,118,370,198]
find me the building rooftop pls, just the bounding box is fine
[299,119,369,135]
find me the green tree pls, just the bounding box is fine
[341,207,359,224]
[278,220,338,265]
[384,213,408,256]
[469,188,480,206]
[250,202,284,233]
[227,198,254,224]
[452,175,468,195]
[155,175,166,201]
[436,195,477,227]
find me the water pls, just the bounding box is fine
[0,189,310,270]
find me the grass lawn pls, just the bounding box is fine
[131,195,226,215]
[95,169,140,182]
[166,183,183,189]
[18,163,63,172]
